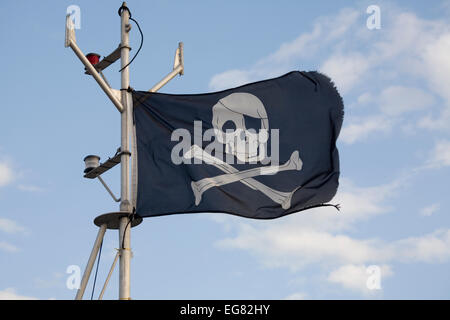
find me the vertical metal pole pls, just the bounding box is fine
[75,224,107,300]
[119,2,132,300]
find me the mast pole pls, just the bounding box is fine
[118,1,132,300]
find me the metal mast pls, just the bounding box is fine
[118,2,132,300]
[65,2,184,299]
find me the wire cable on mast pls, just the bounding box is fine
[118,5,144,73]
[122,210,136,250]
[90,240,103,300]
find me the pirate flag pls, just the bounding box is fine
[132,71,343,219]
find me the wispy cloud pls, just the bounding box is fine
[320,52,370,95]
[340,85,435,144]
[33,273,65,289]
[216,214,450,291]
[327,264,393,294]
[340,115,393,144]
[0,161,13,187]
[209,8,361,91]
[209,4,450,143]
[0,241,20,253]
[285,292,308,300]
[393,229,450,263]
[17,184,45,193]
[215,178,396,268]
[214,174,450,294]
[0,288,36,300]
[379,86,435,116]
[0,217,27,234]
[206,1,450,297]
[425,140,450,168]
[218,208,450,267]
[420,203,440,217]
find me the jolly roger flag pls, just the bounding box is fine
[132,71,344,219]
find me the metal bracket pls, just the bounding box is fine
[65,14,76,48]
[65,15,124,113]
[84,45,130,75]
[149,42,184,92]
[97,176,121,202]
[173,42,184,76]
[84,150,130,179]
[94,212,143,230]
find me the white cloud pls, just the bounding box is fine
[379,86,434,116]
[285,292,308,300]
[209,4,450,145]
[218,218,450,271]
[0,217,27,234]
[342,86,435,144]
[357,92,373,105]
[0,162,13,187]
[327,264,393,294]
[220,228,387,269]
[343,86,434,143]
[17,184,44,192]
[215,173,450,292]
[422,33,450,103]
[216,178,397,270]
[208,8,360,91]
[34,273,65,289]
[0,241,19,253]
[417,111,450,131]
[204,2,450,296]
[217,221,450,276]
[218,176,398,233]
[420,203,440,217]
[327,178,399,229]
[209,70,252,92]
[373,12,431,61]
[262,23,322,65]
[320,53,370,94]
[394,229,450,263]
[0,288,37,300]
[417,32,450,130]
[340,116,392,144]
[426,140,450,168]
[391,14,450,130]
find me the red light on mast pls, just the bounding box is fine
[86,53,101,65]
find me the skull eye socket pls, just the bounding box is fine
[222,120,237,132]
[244,115,263,131]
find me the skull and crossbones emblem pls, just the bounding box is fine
[183,92,303,209]
[212,92,269,163]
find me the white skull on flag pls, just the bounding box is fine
[211,92,269,162]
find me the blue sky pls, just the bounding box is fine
[1,0,450,299]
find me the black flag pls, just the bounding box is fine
[132,71,343,219]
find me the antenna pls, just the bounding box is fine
[66,2,184,300]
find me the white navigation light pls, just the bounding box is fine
[84,155,100,173]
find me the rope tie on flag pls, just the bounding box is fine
[301,203,341,212]
[119,86,134,92]
[327,203,341,211]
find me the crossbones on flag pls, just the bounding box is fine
[132,71,344,219]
